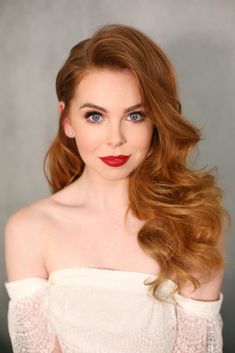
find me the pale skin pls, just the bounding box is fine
[4,68,223,352]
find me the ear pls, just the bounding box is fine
[58,101,75,138]
[63,117,75,138]
[58,100,65,113]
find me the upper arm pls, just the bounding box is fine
[4,205,48,282]
[179,268,224,301]
[4,205,63,353]
[179,236,225,301]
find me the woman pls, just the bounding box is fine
[4,23,230,353]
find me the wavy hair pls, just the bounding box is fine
[43,23,231,300]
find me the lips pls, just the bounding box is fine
[101,155,129,160]
[99,155,130,167]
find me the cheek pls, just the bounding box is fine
[74,126,104,152]
[130,125,153,150]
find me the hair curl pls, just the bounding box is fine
[43,23,231,300]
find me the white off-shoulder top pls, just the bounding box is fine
[5,266,223,353]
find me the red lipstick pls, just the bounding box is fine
[99,155,130,167]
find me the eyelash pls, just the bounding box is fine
[84,110,146,124]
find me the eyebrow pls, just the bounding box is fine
[79,103,144,114]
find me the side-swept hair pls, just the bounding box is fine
[43,23,231,300]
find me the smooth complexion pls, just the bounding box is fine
[61,68,154,213]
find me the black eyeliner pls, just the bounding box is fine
[84,110,146,119]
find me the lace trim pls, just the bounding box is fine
[173,305,223,353]
[7,286,56,353]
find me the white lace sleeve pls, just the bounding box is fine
[173,292,223,353]
[5,277,56,353]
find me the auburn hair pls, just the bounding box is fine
[43,23,231,300]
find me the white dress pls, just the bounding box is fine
[5,266,223,353]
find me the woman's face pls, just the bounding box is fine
[62,68,153,180]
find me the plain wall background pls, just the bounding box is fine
[0,0,234,352]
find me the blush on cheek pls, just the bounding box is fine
[131,129,153,150]
[74,131,104,153]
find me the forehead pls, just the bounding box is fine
[73,68,141,102]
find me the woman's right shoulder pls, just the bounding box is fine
[4,196,58,281]
[4,196,59,257]
[5,196,56,232]
[5,183,79,237]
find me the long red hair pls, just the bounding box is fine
[43,23,231,299]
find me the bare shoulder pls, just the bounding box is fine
[4,196,57,282]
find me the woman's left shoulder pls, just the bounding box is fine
[179,268,224,301]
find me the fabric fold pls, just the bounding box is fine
[174,292,223,318]
[5,277,49,300]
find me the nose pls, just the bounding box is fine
[107,122,127,147]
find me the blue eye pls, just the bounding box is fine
[127,111,146,121]
[84,111,103,123]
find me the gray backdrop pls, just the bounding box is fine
[0,0,234,352]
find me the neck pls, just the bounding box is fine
[75,166,130,213]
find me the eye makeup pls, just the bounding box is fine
[84,110,146,124]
